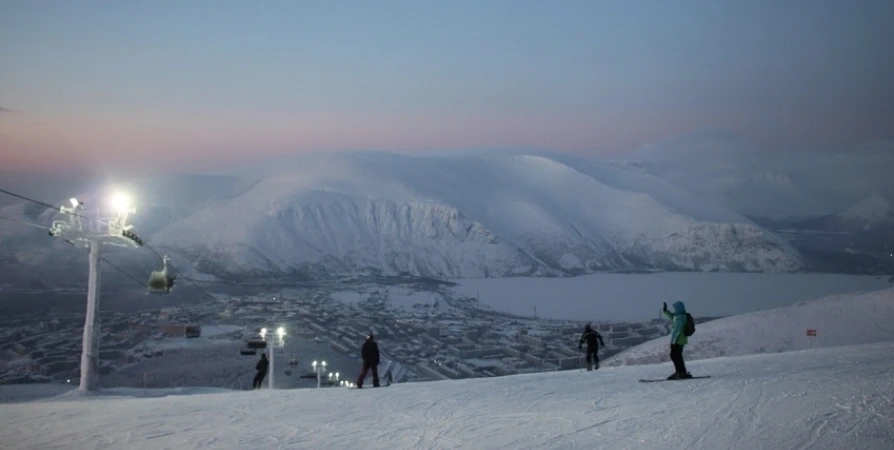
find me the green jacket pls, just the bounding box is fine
[664,301,689,346]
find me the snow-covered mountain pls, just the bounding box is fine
[605,287,894,367]
[3,342,894,449]
[150,152,801,279]
[0,152,803,283]
[840,194,892,221]
[830,194,894,232]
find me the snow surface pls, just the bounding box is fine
[3,342,894,449]
[607,287,894,366]
[450,272,891,321]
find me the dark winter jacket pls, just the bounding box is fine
[256,356,269,372]
[361,337,380,365]
[579,325,605,350]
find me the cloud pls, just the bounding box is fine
[0,106,16,113]
[629,132,894,218]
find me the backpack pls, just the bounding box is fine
[683,313,695,336]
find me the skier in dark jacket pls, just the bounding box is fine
[356,334,380,388]
[578,324,606,371]
[252,353,269,389]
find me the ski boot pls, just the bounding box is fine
[667,372,693,380]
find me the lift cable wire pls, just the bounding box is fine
[1,187,255,278]
[2,187,234,310]
[0,214,51,231]
[0,188,93,220]
[1,190,232,336]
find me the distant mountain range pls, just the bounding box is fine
[0,152,804,285]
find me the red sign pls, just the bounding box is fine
[806,329,817,337]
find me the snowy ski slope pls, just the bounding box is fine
[606,287,894,366]
[3,341,893,450]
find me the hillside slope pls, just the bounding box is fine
[606,287,894,367]
[153,153,802,278]
[2,342,893,449]
[0,152,803,283]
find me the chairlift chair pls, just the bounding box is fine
[240,348,257,356]
[246,338,267,349]
[147,255,176,294]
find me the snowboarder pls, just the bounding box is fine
[578,324,606,371]
[252,353,269,389]
[356,334,380,388]
[663,301,692,379]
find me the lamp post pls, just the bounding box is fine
[311,360,327,388]
[49,192,141,392]
[261,326,286,389]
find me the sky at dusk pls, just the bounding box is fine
[2,0,893,173]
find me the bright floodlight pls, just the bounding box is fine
[276,326,285,337]
[69,198,80,208]
[110,192,131,212]
[260,328,268,338]
[312,360,317,367]
[321,361,327,366]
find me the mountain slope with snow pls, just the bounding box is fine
[3,342,894,449]
[150,152,801,278]
[606,287,894,367]
[0,152,803,282]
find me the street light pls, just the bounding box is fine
[312,360,327,388]
[261,326,285,389]
[109,191,131,212]
[49,190,142,392]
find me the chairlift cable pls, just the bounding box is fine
[0,214,51,231]
[1,189,234,335]
[0,187,93,220]
[2,187,240,311]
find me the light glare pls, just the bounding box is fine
[110,192,131,212]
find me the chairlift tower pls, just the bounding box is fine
[49,194,142,392]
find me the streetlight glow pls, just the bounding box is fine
[276,326,285,337]
[69,198,80,208]
[260,328,268,338]
[109,191,132,212]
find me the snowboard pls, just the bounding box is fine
[639,375,710,383]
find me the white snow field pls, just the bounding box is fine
[607,287,894,366]
[3,342,894,450]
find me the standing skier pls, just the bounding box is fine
[252,353,269,389]
[663,301,692,379]
[578,324,606,371]
[356,334,380,388]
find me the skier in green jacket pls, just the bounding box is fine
[663,301,692,379]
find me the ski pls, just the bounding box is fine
[639,376,711,383]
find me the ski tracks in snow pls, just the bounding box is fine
[3,342,894,450]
